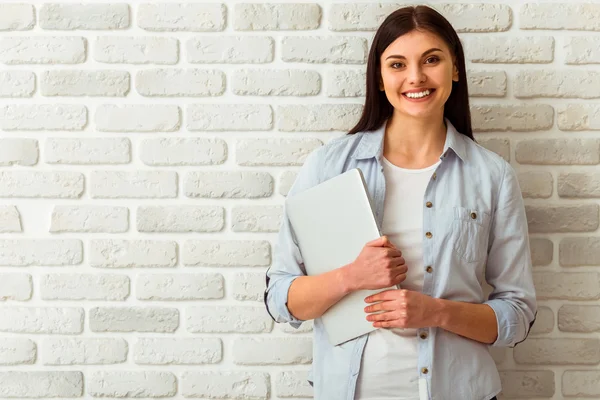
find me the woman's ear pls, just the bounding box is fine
[452,64,459,82]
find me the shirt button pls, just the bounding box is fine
[421,367,429,374]
[419,332,428,339]
[426,266,433,273]
[471,212,477,219]
[426,201,433,208]
[425,232,432,239]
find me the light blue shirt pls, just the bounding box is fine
[264,119,537,400]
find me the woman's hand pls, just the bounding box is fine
[342,236,407,292]
[364,289,440,329]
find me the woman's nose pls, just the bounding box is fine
[408,65,426,84]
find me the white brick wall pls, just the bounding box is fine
[0,1,597,399]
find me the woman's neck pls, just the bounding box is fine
[382,112,447,169]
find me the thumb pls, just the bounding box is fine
[367,235,389,247]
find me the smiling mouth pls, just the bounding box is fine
[402,89,435,99]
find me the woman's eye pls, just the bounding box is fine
[425,56,440,64]
[391,62,404,69]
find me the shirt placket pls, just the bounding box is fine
[419,154,446,400]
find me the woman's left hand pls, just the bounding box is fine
[364,289,440,329]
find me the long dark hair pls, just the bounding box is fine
[347,5,473,140]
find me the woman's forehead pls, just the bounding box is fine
[382,30,451,57]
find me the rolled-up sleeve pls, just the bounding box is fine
[484,161,538,348]
[264,149,323,328]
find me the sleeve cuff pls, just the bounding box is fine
[265,274,305,328]
[485,299,519,347]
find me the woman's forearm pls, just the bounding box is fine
[287,265,353,321]
[433,298,498,344]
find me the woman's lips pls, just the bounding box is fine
[402,88,436,102]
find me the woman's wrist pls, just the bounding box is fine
[337,263,357,294]
[430,297,449,328]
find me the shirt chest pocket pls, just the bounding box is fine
[449,206,491,263]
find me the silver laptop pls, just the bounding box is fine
[285,168,396,346]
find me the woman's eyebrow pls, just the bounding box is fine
[385,48,443,60]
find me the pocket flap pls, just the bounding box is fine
[454,206,490,227]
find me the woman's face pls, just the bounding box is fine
[379,29,459,120]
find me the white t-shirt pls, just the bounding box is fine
[355,156,440,400]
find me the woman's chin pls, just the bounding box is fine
[394,105,438,119]
[388,97,446,118]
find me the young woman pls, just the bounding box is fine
[265,6,537,400]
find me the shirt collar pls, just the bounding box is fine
[350,118,468,163]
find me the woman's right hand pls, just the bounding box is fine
[342,236,408,292]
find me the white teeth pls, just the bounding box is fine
[405,90,431,99]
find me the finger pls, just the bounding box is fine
[365,289,397,303]
[390,263,407,274]
[393,264,408,275]
[374,320,395,328]
[364,300,395,313]
[385,248,403,258]
[390,256,406,267]
[367,311,395,322]
[392,272,407,285]
[383,239,398,250]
